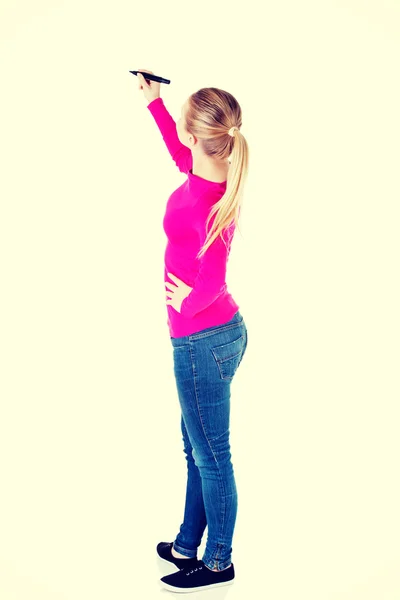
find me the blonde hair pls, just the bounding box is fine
[184,88,249,260]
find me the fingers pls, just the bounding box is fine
[137,68,153,86]
[138,73,150,89]
[137,68,160,102]
[137,72,151,88]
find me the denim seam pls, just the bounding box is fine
[173,542,196,558]
[208,426,229,444]
[188,320,243,341]
[188,341,228,568]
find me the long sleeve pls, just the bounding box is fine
[147,97,192,174]
[180,209,235,319]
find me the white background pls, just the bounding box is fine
[1,1,399,598]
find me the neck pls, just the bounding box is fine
[191,153,230,182]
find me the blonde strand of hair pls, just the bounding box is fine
[196,129,249,260]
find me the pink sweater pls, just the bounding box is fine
[147,97,240,338]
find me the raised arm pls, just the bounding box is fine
[147,97,192,174]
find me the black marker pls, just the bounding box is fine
[129,71,170,85]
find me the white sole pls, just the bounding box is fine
[159,578,234,593]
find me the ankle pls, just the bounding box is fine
[171,546,192,559]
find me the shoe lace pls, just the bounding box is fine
[185,565,203,576]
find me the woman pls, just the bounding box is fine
[137,69,249,592]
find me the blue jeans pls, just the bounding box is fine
[169,310,248,571]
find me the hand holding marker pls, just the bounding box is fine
[130,69,170,104]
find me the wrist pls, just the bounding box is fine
[147,96,160,106]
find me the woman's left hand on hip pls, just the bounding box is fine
[165,272,193,313]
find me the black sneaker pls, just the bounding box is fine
[159,558,235,592]
[156,541,198,570]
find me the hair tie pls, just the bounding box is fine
[228,126,239,137]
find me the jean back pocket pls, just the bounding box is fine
[211,334,246,381]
